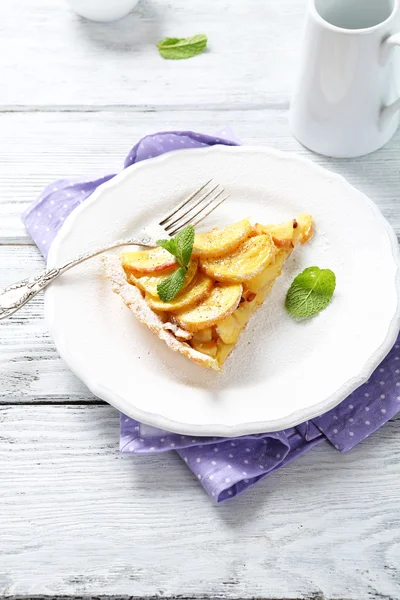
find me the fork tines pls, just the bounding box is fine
[160,180,228,236]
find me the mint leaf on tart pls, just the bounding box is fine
[157,267,187,303]
[174,225,195,268]
[156,225,195,301]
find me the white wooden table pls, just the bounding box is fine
[1,1,400,598]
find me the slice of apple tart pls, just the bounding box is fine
[104,214,313,371]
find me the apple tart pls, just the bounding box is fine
[104,215,313,371]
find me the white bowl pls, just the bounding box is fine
[66,0,139,22]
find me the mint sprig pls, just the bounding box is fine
[157,34,207,60]
[156,225,195,302]
[157,238,177,256]
[157,267,187,303]
[285,266,336,318]
[174,225,195,268]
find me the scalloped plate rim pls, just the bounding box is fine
[45,145,400,436]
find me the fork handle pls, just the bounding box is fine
[0,236,152,321]
[0,268,64,320]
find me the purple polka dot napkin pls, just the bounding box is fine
[23,129,400,503]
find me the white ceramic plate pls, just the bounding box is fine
[46,146,400,436]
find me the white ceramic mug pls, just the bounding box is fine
[290,0,400,157]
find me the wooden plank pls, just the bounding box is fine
[0,245,97,403]
[1,110,400,403]
[1,3,398,599]
[0,404,399,599]
[1,110,400,243]
[0,0,304,108]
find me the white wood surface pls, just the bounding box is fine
[1,405,400,599]
[0,0,400,599]
[1,111,400,243]
[0,0,304,107]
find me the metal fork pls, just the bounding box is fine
[0,180,228,320]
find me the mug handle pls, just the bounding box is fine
[381,35,400,124]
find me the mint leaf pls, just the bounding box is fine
[174,225,195,268]
[157,238,177,257]
[157,34,207,60]
[285,266,336,318]
[157,267,187,302]
[156,225,195,301]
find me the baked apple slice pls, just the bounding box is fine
[122,247,177,274]
[191,328,214,343]
[200,234,276,282]
[293,213,313,245]
[175,283,242,332]
[255,213,313,248]
[191,340,218,358]
[128,259,198,297]
[145,272,213,313]
[192,219,253,258]
[255,220,296,248]
[246,249,288,293]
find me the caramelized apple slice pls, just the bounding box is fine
[122,247,176,275]
[293,213,313,245]
[128,260,198,297]
[255,220,295,248]
[193,219,254,258]
[192,327,213,343]
[191,340,218,358]
[216,340,235,366]
[246,249,288,293]
[200,234,276,282]
[216,292,258,345]
[217,278,278,349]
[255,214,313,247]
[216,314,241,345]
[146,273,213,313]
[255,280,276,305]
[176,283,242,332]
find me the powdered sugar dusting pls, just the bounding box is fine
[102,256,220,371]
